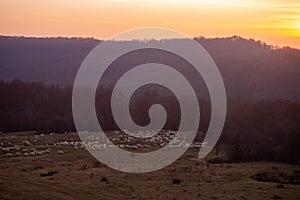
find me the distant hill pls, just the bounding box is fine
[0,35,299,101]
[0,36,99,86]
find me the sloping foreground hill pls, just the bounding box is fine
[0,132,299,199]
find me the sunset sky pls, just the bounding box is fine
[1,0,300,49]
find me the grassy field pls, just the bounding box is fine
[0,132,299,199]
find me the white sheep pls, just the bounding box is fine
[14,145,21,150]
[23,140,32,146]
[44,148,51,153]
[6,153,13,157]
[201,142,208,148]
[35,151,43,155]
[57,150,64,155]
[15,152,22,156]
[2,147,11,152]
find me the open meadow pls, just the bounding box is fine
[0,131,299,199]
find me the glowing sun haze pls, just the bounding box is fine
[1,0,300,48]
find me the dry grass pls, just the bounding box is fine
[0,132,299,199]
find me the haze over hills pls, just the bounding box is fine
[0,35,299,101]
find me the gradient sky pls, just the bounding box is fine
[1,0,300,49]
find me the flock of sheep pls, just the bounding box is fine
[1,131,206,157]
[0,133,84,158]
[80,130,205,150]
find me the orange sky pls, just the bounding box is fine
[1,0,300,49]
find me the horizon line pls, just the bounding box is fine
[0,34,299,51]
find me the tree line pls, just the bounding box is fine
[0,80,299,164]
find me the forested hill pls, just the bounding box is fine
[0,35,299,101]
[0,36,99,86]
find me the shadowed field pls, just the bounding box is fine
[0,132,299,199]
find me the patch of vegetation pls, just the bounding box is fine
[80,164,88,170]
[172,178,181,184]
[251,168,300,185]
[207,157,229,164]
[272,195,282,199]
[100,177,108,182]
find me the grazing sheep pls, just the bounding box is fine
[14,145,21,150]
[23,140,32,146]
[6,153,13,157]
[15,152,22,156]
[201,142,208,148]
[61,141,69,145]
[2,147,11,152]
[57,150,64,155]
[44,148,51,153]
